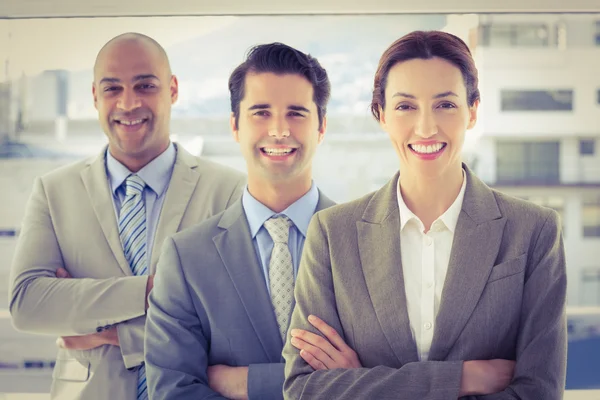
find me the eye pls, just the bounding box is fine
[395,103,414,111]
[438,102,456,109]
[103,86,120,92]
[253,110,270,117]
[138,83,157,90]
[288,111,305,117]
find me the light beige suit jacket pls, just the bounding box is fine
[8,143,246,400]
[283,166,567,400]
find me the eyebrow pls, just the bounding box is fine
[392,91,459,99]
[247,104,311,113]
[99,74,160,85]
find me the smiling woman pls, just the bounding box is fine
[283,30,568,400]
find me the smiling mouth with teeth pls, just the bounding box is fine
[115,118,147,126]
[260,147,297,156]
[409,143,447,154]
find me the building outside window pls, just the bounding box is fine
[479,23,550,47]
[496,141,560,184]
[583,194,600,237]
[580,139,596,156]
[581,268,600,305]
[501,89,574,111]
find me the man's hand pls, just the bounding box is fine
[290,314,361,370]
[459,359,516,396]
[57,326,119,350]
[207,365,248,400]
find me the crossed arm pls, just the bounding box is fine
[283,212,566,400]
[8,177,152,368]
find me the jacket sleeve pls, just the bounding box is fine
[282,213,464,400]
[9,177,147,336]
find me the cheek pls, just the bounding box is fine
[384,116,412,141]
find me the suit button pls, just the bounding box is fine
[424,322,432,330]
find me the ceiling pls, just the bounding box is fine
[1,0,599,18]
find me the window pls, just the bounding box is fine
[580,139,595,156]
[595,21,600,45]
[501,90,573,111]
[581,268,600,305]
[496,141,560,184]
[479,23,550,47]
[583,195,600,237]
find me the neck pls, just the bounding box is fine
[109,142,170,173]
[247,175,312,213]
[399,165,464,232]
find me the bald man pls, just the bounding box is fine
[8,32,245,400]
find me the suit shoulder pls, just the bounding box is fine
[195,157,245,180]
[492,189,559,230]
[314,190,376,226]
[38,157,93,187]
[170,210,224,246]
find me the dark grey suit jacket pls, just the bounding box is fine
[283,167,567,400]
[145,192,335,400]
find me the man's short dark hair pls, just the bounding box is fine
[228,42,331,130]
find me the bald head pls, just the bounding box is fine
[94,32,172,80]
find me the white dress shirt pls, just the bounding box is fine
[396,171,467,361]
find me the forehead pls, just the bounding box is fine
[241,72,315,106]
[385,57,466,97]
[94,40,167,83]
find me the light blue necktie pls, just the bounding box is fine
[118,174,148,400]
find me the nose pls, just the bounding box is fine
[268,115,290,138]
[414,110,438,138]
[116,87,142,111]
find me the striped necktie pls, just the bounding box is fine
[118,174,148,400]
[263,216,294,342]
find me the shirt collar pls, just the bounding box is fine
[106,143,176,196]
[242,182,319,239]
[396,169,467,233]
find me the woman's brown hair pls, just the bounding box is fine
[371,30,480,121]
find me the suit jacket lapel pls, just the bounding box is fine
[357,172,419,366]
[150,144,200,272]
[80,148,132,276]
[213,201,283,362]
[428,166,506,361]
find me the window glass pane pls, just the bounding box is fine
[583,196,600,237]
[501,90,573,111]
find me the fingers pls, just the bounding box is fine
[307,315,349,352]
[290,336,335,369]
[291,328,338,357]
[299,349,328,370]
[56,268,71,278]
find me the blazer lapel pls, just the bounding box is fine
[150,144,200,272]
[357,172,419,366]
[213,201,283,362]
[428,166,506,361]
[80,148,131,276]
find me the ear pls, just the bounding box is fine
[378,105,387,130]
[317,115,327,144]
[467,99,479,130]
[230,113,240,143]
[92,82,98,110]
[170,75,179,104]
